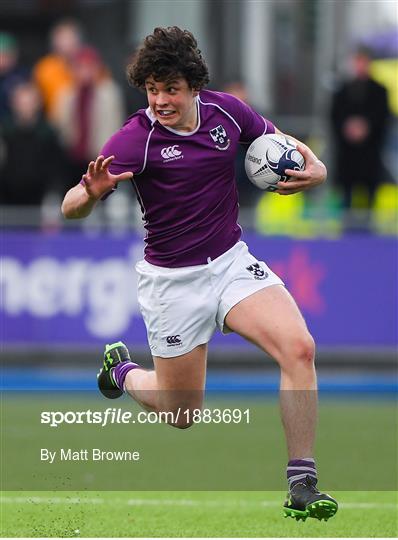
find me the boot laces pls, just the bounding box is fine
[304,475,319,493]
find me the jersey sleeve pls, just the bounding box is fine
[220,92,275,143]
[95,113,150,199]
[100,113,149,176]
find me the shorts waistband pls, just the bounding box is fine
[138,241,247,274]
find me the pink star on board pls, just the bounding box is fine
[271,247,326,314]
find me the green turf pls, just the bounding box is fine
[2,396,396,491]
[1,395,397,536]
[1,490,397,537]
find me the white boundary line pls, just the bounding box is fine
[0,496,397,509]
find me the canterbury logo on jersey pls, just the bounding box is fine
[166,335,182,346]
[161,145,182,161]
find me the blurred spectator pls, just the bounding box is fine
[53,46,124,182]
[33,18,83,121]
[0,81,68,206]
[123,46,149,116]
[222,80,249,104]
[330,46,391,212]
[222,80,260,208]
[0,32,29,121]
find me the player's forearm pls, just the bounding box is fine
[61,184,99,219]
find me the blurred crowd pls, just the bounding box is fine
[0,19,395,235]
[0,19,128,214]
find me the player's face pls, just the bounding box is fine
[145,77,199,132]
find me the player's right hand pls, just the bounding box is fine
[81,155,133,200]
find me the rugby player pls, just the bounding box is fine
[62,26,337,521]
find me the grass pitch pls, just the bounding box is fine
[2,396,396,492]
[1,394,397,536]
[1,490,397,537]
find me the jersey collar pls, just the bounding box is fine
[145,97,201,137]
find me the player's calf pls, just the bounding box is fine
[157,394,204,429]
[170,412,194,429]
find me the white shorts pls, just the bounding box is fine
[135,241,284,358]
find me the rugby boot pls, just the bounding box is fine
[97,341,131,399]
[283,475,338,521]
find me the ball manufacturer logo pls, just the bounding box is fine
[247,154,262,165]
[161,145,182,160]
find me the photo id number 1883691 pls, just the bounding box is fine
[183,408,250,424]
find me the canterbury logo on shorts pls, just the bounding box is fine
[166,335,182,346]
[246,262,268,280]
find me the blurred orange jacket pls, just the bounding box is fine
[33,54,74,120]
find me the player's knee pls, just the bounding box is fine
[275,331,315,368]
[289,332,315,365]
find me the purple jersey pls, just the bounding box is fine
[101,90,275,267]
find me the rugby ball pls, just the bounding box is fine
[245,133,305,191]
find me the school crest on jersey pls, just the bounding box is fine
[209,125,231,151]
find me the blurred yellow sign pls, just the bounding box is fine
[371,59,398,116]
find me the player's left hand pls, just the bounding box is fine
[275,142,327,195]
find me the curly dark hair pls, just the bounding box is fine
[127,26,209,90]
